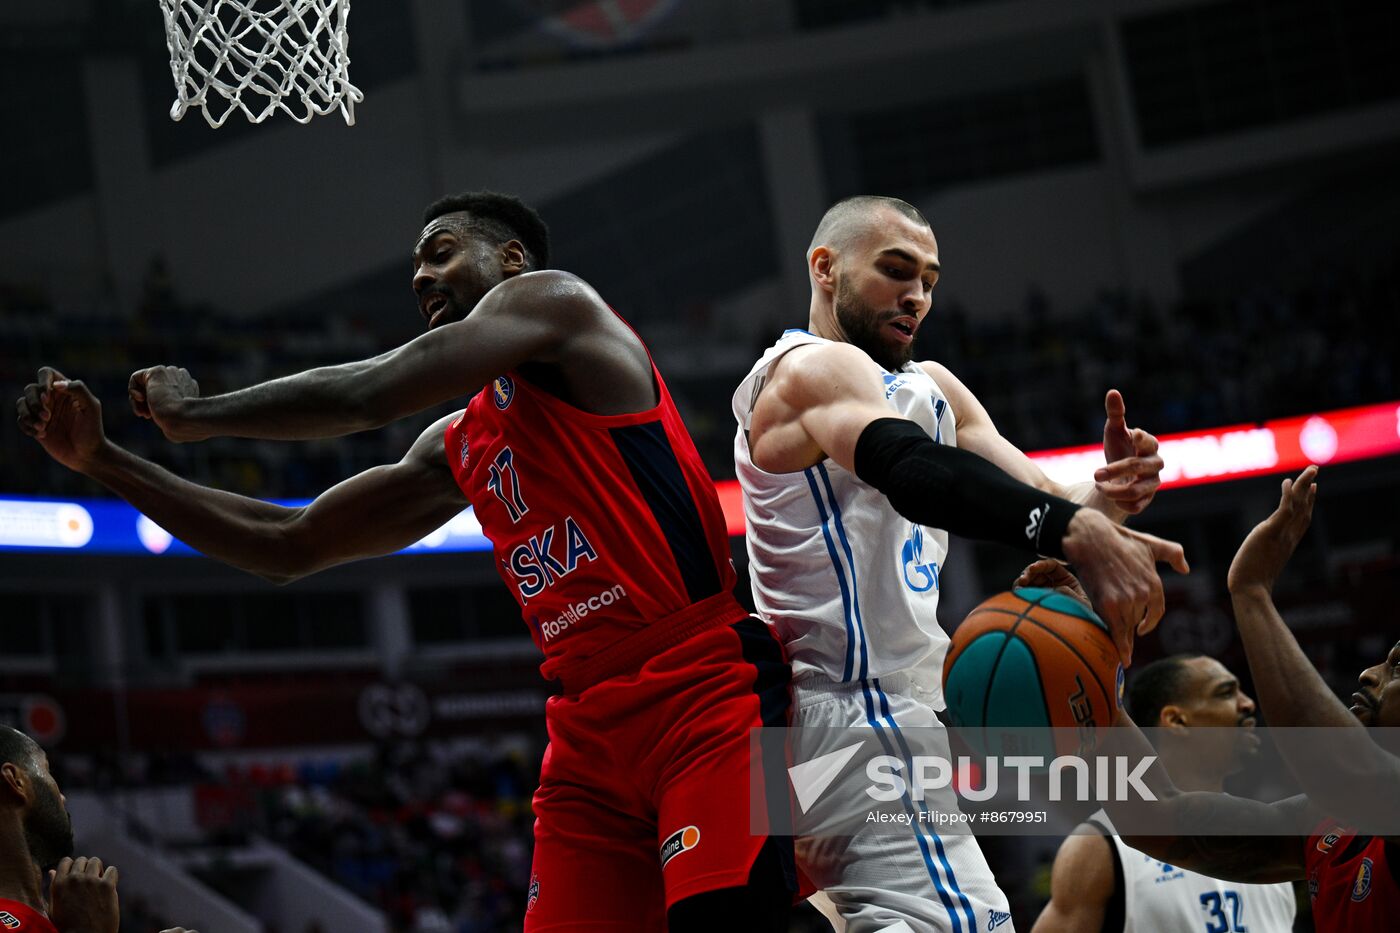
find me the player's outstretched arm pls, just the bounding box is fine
[124,270,599,442]
[1118,795,1311,884]
[1101,713,1312,884]
[921,363,1163,521]
[1030,830,1114,933]
[749,342,1187,662]
[18,369,468,584]
[1228,467,1400,832]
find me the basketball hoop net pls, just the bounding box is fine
[158,0,363,127]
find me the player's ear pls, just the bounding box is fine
[1159,704,1188,733]
[0,761,30,803]
[810,246,837,293]
[500,240,528,276]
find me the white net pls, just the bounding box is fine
[158,0,363,127]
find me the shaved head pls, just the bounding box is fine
[808,195,932,255]
[0,725,40,771]
[0,725,73,870]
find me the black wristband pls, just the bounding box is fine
[853,417,1081,559]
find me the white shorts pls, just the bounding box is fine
[792,672,1015,933]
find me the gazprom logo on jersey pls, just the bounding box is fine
[492,375,515,409]
[538,584,628,642]
[901,524,940,592]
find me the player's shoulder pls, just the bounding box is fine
[0,899,56,933]
[915,358,958,385]
[1058,821,1116,862]
[493,269,609,320]
[770,340,873,381]
[757,341,878,409]
[1050,825,1116,899]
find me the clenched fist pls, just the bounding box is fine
[129,365,202,442]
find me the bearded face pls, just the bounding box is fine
[834,277,916,372]
[24,773,74,870]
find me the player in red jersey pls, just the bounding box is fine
[1038,467,1400,932]
[17,192,796,931]
[0,726,122,933]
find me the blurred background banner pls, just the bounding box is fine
[2,681,547,751]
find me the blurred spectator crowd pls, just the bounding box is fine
[3,263,1394,498]
[926,266,1397,453]
[252,741,536,933]
[57,740,541,933]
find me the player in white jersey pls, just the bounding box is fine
[1034,654,1297,933]
[732,195,1189,933]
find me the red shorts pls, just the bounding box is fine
[524,615,795,930]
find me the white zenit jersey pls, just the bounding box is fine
[733,329,956,698]
[1092,811,1296,933]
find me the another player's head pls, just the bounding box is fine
[807,195,939,372]
[1129,654,1259,779]
[1351,638,1400,728]
[412,191,552,329]
[0,725,74,871]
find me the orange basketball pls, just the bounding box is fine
[942,588,1122,759]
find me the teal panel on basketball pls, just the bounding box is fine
[985,635,1057,760]
[1012,586,1052,604]
[943,632,1004,731]
[986,636,1052,730]
[1040,592,1108,631]
[1014,586,1108,631]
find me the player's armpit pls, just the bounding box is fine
[1031,830,1114,933]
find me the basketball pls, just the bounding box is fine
[942,587,1123,759]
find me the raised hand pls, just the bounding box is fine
[16,368,107,473]
[1227,466,1318,596]
[1094,389,1163,516]
[48,856,119,933]
[129,365,201,442]
[1062,508,1190,664]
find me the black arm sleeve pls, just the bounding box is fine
[853,417,1081,559]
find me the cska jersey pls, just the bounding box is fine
[445,345,740,685]
[0,899,58,933]
[1306,822,1400,932]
